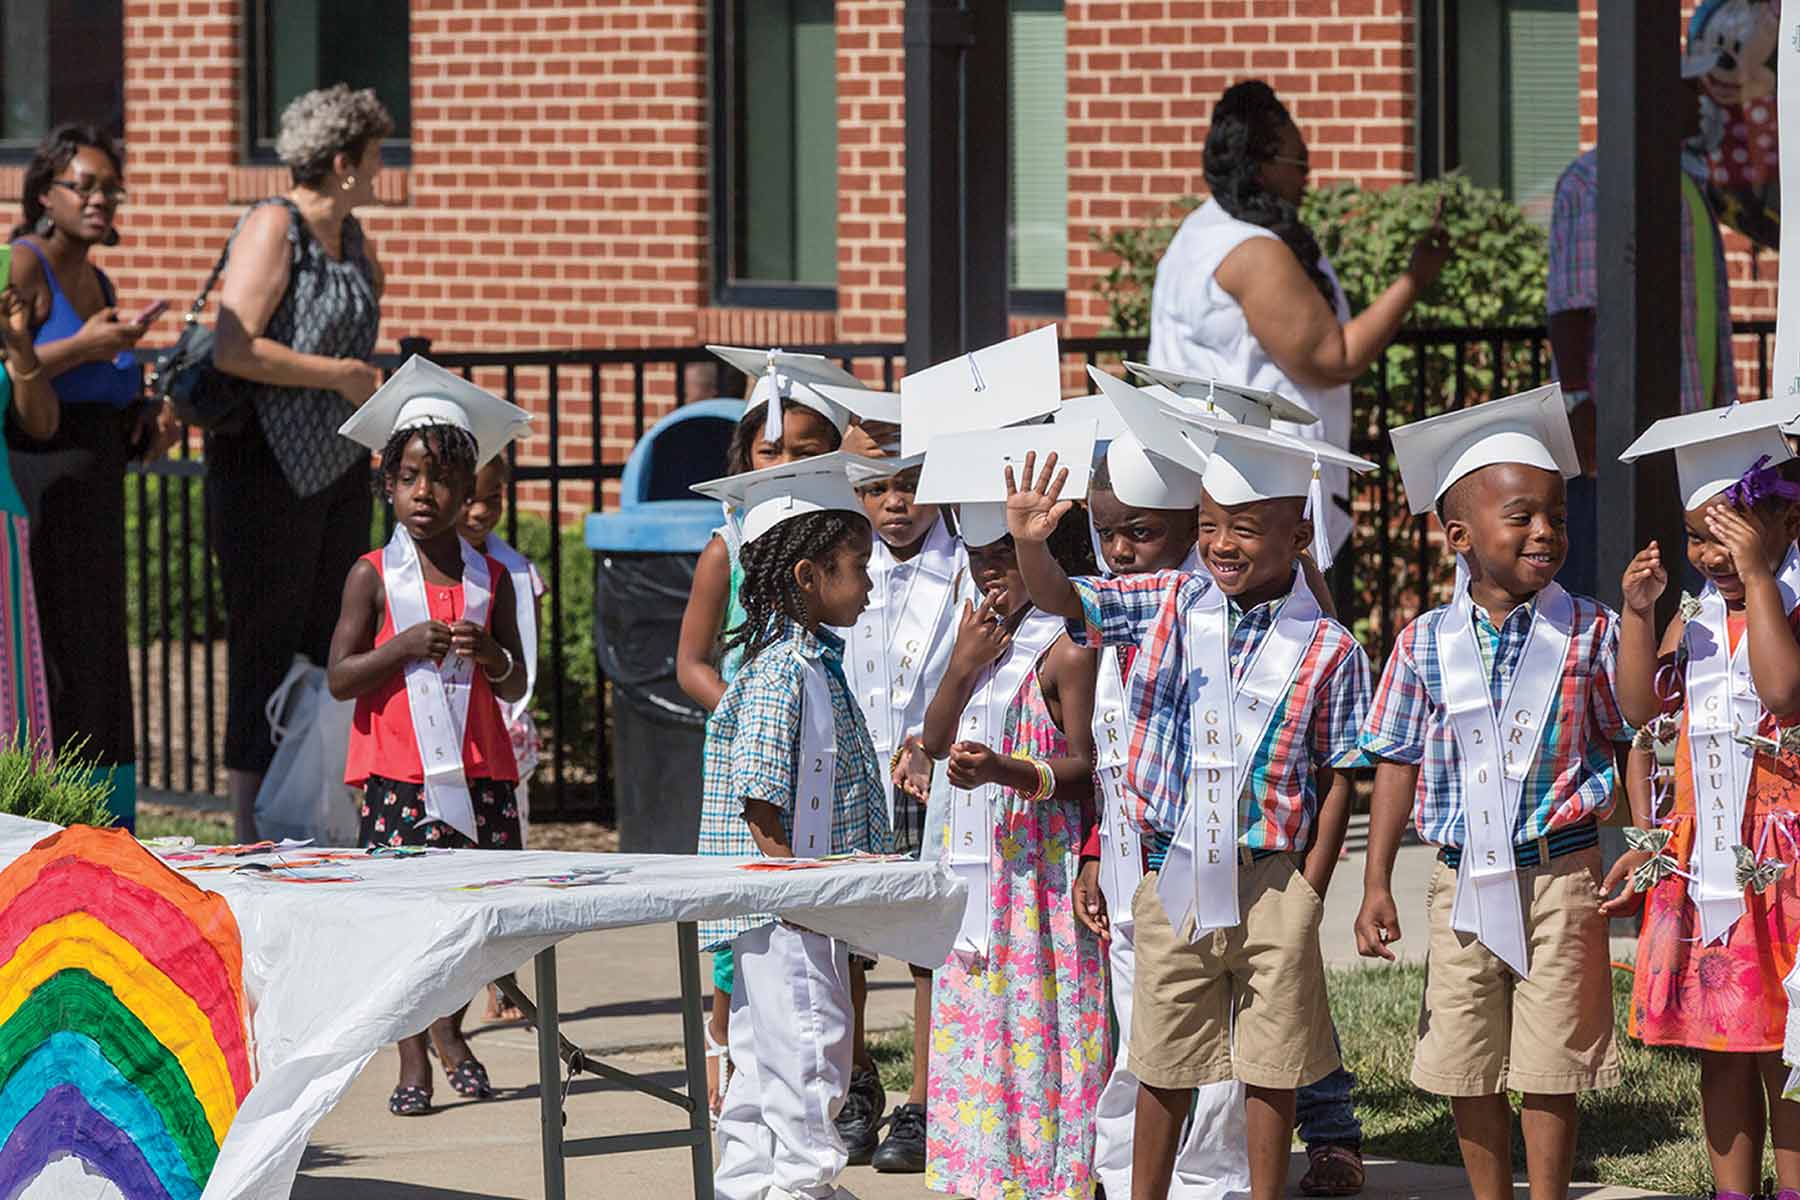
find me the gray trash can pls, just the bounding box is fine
[585,399,743,853]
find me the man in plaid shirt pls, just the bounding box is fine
[1356,390,1628,1200]
[1546,44,1734,599]
[1005,411,1374,1200]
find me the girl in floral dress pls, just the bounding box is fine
[919,510,1107,1200]
[1614,445,1800,1200]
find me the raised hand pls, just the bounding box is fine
[1004,449,1071,545]
[1620,542,1668,617]
[1706,504,1775,583]
[949,591,1012,675]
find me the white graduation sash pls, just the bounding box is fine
[1437,579,1573,979]
[383,528,492,842]
[1685,546,1800,943]
[1094,645,1144,926]
[946,608,1065,958]
[843,517,962,816]
[482,535,539,731]
[1158,568,1320,937]
[793,656,838,859]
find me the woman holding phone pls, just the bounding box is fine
[6,124,172,827]
[208,84,388,840]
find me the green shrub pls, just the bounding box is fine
[1087,174,1553,653]
[124,471,213,645]
[0,738,118,826]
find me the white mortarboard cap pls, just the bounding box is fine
[1619,401,1800,511]
[690,451,875,545]
[915,421,1098,547]
[1106,433,1205,510]
[1057,392,1129,443]
[844,452,924,486]
[1082,367,1205,508]
[707,345,868,441]
[813,382,902,426]
[339,355,533,467]
[1123,363,1319,427]
[1196,419,1375,505]
[899,325,1062,458]
[1388,384,1580,516]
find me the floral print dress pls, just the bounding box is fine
[1632,609,1800,1051]
[926,667,1109,1200]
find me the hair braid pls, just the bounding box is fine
[724,510,864,662]
[1203,81,1336,307]
[379,422,479,491]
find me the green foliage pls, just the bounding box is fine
[1086,175,1555,654]
[0,737,119,827]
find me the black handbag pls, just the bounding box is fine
[149,241,244,433]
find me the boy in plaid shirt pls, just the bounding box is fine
[1005,387,1374,1200]
[1356,387,1628,1200]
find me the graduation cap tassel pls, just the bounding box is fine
[762,348,784,445]
[1304,455,1334,573]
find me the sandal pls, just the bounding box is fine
[444,1057,495,1099]
[388,1084,432,1117]
[705,1023,732,1127]
[1299,1143,1365,1197]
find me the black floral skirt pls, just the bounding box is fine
[359,774,522,850]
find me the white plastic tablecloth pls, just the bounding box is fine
[0,816,965,1200]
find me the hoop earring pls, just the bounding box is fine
[341,175,356,192]
[34,214,53,237]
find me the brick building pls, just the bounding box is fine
[0,0,1779,495]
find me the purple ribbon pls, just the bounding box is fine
[1723,455,1800,509]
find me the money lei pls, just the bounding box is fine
[1734,844,1789,895]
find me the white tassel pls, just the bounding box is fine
[1304,455,1333,573]
[761,348,784,445]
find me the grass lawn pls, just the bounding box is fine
[869,962,1768,1192]
[135,801,232,843]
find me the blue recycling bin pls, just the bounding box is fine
[586,399,743,853]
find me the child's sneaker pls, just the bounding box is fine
[834,1065,885,1165]
[870,1101,926,1173]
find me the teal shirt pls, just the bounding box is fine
[0,373,29,518]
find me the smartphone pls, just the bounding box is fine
[132,298,169,327]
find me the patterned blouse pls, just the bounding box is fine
[696,619,891,950]
[231,197,381,497]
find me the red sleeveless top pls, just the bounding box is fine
[343,549,520,786]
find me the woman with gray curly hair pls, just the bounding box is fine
[208,83,389,841]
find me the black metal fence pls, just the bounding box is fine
[127,321,1777,819]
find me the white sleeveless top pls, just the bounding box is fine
[1148,198,1354,553]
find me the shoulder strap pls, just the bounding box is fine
[184,198,300,325]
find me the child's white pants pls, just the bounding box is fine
[1095,918,1251,1200]
[714,921,852,1200]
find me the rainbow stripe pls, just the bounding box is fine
[0,826,253,1200]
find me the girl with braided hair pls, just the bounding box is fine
[1149,78,1451,569]
[690,453,892,1200]
[328,360,533,1117]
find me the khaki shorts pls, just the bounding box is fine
[1128,853,1339,1090]
[1412,846,1621,1097]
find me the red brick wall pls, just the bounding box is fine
[14,0,1779,507]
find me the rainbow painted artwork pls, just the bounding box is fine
[0,825,254,1199]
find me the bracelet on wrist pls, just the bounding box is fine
[8,359,42,383]
[482,645,515,684]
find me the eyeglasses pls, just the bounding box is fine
[51,178,128,205]
[1267,155,1311,173]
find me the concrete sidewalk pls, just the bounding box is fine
[293,818,1662,1198]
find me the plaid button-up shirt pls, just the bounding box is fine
[1070,569,1372,852]
[1547,148,1735,414]
[697,620,891,950]
[1360,594,1630,848]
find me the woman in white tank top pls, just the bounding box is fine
[1149,80,1452,555]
